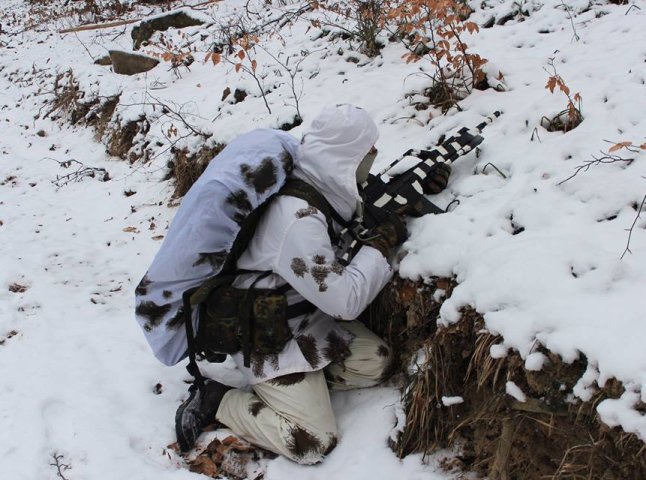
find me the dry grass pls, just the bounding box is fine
[168,143,225,198]
[44,70,83,122]
[378,276,646,479]
[106,117,149,161]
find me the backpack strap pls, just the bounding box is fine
[183,179,337,378]
[278,178,347,240]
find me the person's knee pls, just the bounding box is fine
[344,338,393,385]
[359,341,392,384]
[280,424,338,464]
[372,342,393,382]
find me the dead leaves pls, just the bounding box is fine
[545,74,569,95]
[608,141,646,153]
[187,435,256,479]
[0,330,19,346]
[8,283,28,293]
[204,51,222,65]
[190,456,219,477]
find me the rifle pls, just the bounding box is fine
[337,111,502,265]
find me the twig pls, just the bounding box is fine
[482,163,507,178]
[625,4,641,15]
[59,18,140,34]
[50,453,71,480]
[557,151,634,185]
[259,47,320,120]
[58,1,222,34]
[621,194,646,259]
[145,93,209,138]
[73,31,95,61]
[49,158,110,188]
[559,0,580,42]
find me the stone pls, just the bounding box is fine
[109,50,159,75]
[132,11,205,50]
[94,55,112,66]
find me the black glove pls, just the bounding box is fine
[364,211,407,258]
[421,162,451,195]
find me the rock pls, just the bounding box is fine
[109,50,159,75]
[132,11,205,50]
[94,55,112,66]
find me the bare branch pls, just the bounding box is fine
[621,194,646,259]
[50,453,71,480]
[57,1,223,34]
[48,158,110,189]
[59,18,139,34]
[557,151,634,185]
[144,93,210,139]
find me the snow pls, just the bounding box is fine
[1,0,646,478]
[441,396,464,407]
[524,352,547,371]
[505,382,527,403]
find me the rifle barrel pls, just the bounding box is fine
[376,111,502,177]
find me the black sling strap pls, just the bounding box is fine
[183,177,343,380]
[183,287,208,387]
[278,178,347,240]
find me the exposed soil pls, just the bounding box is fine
[364,276,646,479]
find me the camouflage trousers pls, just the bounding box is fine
[215,321,392,464]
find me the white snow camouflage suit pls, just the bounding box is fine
[135,104,393,377]
[135,105,395,462]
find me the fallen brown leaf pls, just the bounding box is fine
[189,456,219,477]
[221,436,238,446]
[8,283,28,293]
[122,226,139,233]
[435,278,450,290]
[166,442,180,453]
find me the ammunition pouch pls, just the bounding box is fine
[195,284,295,367]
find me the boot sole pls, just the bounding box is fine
[175,390,198,452]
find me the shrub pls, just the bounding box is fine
[388,0,488,112]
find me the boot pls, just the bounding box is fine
[175,379,232,452]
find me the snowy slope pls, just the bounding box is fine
[1,0,645,478]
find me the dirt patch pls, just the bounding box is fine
[106,119,145,160]
[168,143,225,198]
[365,276,646,479]
[86,95,120,140]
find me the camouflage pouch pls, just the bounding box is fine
[197,285,244,354]
[252,292,291,355]
[197,286,292,357]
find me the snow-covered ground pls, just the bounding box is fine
[1,0,645,478]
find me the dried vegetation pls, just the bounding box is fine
[366,276,646,479]
[168,143,225,198]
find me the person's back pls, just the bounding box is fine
[135,128,300,366]
[210,105,397,463]
[138,105,425,462]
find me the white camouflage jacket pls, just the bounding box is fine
[135,105,392,383]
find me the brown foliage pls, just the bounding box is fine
[388,0,488,110]
[543,59,583,132]
[375,275,646,479]
[169,143,225,198]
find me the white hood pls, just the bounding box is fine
[294,105,379,221]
